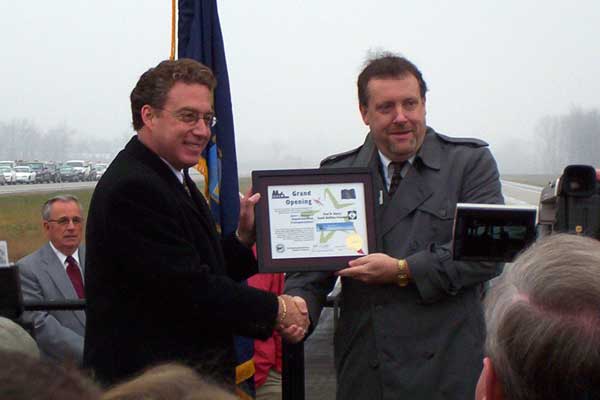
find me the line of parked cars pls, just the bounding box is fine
[0,160,109,185]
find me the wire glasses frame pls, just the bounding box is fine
[156,108,217,128]
[46,217,84,226]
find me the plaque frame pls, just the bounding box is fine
[252,168,376,272]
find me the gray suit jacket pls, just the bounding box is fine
[286,127,504,400]
[18,243,86,363]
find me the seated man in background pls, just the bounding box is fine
[18,194,86,363]
[476,233,600,400]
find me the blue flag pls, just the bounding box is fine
[178,2,255,397]
[178,0,239,237]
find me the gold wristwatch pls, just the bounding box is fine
[396,258,410,287]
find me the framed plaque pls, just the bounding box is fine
[252,168,376,272]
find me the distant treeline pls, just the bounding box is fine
[0,119,129,162]
[535,107,600,173]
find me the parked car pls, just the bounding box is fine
[95,163,108,179]
[88,162,98,181]
[0,166,17,184]
[59,164,82,182]
[0,160,17,169]
[27,161,51,183]
[64,160,90,181]
[14,166,36,184]
[46,162,61,182]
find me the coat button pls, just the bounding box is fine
[423,351,435,360]
[439,208,447,217]
[369,358,380,369]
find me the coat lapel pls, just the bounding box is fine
[183,170,221,240]
[379,166,433,236]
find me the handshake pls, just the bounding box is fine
[275,294,310,343]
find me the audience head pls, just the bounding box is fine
[41,194,84,256]
[0,350,100,400]
[0,317,40,358]
[476,233,600,400]
[101,363,237,400]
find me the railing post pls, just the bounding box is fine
[282,341,305,400]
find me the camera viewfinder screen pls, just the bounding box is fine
[453,205,537,262]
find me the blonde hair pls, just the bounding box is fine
[101,363,237,400]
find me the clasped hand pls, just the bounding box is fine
[276,294,309,343]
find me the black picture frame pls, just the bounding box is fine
[252,168,376,272]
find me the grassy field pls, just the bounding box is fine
[0,177,254,263]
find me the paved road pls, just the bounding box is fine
[501,180,543,205]
[0,171,205,196]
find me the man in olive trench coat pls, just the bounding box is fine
[285,54,503,400]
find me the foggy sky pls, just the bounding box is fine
[2,1,599,174]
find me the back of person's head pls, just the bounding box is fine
[0,317,40,358]
[0,350,100,400]
[357,52,428,107]
[101,363,237,400]
[130,58,216,131]
[483,233,600,400]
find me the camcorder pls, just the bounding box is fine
[453,164,599,262]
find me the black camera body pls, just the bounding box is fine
[538,164,600,240]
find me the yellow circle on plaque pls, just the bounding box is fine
[346,234,363,251]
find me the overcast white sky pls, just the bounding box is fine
[2,1,599,174]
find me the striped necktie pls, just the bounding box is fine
[388,161,405,197]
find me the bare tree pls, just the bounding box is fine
[535,107,600,173]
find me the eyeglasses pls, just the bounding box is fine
[157,108,217,128]
[47,217,84,226]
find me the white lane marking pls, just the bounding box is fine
[504,196,533,206]
[500,180,544,193]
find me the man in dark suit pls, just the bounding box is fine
[83,59,308,386]
[285,54,504,399]
[18,194,86,363]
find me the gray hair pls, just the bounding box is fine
[41,195,83,220]
[484,233,600,399]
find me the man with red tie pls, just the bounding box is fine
[18,195,86,364]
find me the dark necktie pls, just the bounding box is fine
[388,161,405,197]
[183,170,193,197]
[66,256,85,299]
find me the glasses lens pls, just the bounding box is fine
[55,217,83,225]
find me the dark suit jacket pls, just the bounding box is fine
[18,243,86,363]
[286,127,504,400]
[84,136,278,385]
